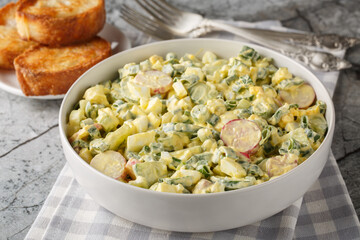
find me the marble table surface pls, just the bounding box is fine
[0,0,359,239]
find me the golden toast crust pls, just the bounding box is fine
[14,36,111,96]
[16,0,106,46]
[0,26,38,69]
[0,3,38,69]
[0,2,17,27]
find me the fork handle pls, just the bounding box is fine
[204,19,352,72]
[231,28,360,51]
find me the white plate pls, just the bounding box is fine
[0,23,131,100]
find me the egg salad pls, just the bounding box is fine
[67,46,328,194]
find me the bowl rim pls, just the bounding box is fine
[59,38,335,198]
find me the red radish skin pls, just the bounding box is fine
[279,84,316,109]
[133,70,172,95]
[220,119,262,156]
[125,158,141,179]
[239,152,251,162]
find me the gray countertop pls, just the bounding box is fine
[0,0,359,239]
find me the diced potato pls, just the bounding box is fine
[139,98,149,111]
[183,67,204,81]
[220,157,246,178]
[193,179,225,194]
[170,169,202,187]
[145,97,162,115]
[152,60,164,71]
[130,105,146,117]
[67,109,85,136]
[127,130,156,152]
[150,182,187,193]
[249,67,258,83]
[170,146,202,162]
[132,115,148,133]
[96,108,120,132]
[159,151,173,166]
[79,148,93,163]
[90,150,127,181]
[272,67,292,85]
[202,51,217,64]
[127,81,151,100]
[201,139,218,152]
[207,99,227,116]
[213,165,227,176]
[172,81,188,98]
[104,122,136,150]
[161,112,174,124]
[129,161,167,188]
[260,154,298,178]
[177,96,193,111]
[197,128,213,142]
[149,55,164,65]
[83,85,109,106]
[147,112,161,129]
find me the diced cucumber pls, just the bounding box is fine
[189,82,210,104]
[87,125,101,139]
[157,132,184,151]
[206,114,220,126]
[185,152,213,168]
[191,105,210,124]
[239,46,261,61]
[257,67,268,80]
[85,102,105,119]
[162,64,174,76]
[71,139,89,149]
[240,75,254,85]
[96,108,120,132]
[165,52,178,61]
[128,65,140,76]
[308,114,328,137]
[224,75,238,85]
[89,138,110,154]
[162,123,201,134]
[131,161,168,188]
[210,176,256,190]
[212,146,238,164]
[276,77,304,90]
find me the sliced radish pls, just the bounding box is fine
[239,152,251,162]
[220,119,261,155]
[279,84,315,109]
[125,158,141,180]
[133,70,172,95]
[90,150,127,181]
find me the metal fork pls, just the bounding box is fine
[134,0,359,52]
[120,4,352,72]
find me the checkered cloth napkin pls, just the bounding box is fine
[25,21,360,239]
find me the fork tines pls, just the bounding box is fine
[120,4,174,39]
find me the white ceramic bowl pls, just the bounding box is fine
[59,39,335,232]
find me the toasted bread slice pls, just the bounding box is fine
[16,0,106,46]
[14,36,111,96]
[0,25,38,69]
[0,2,17,27]
[0,2,38,69]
